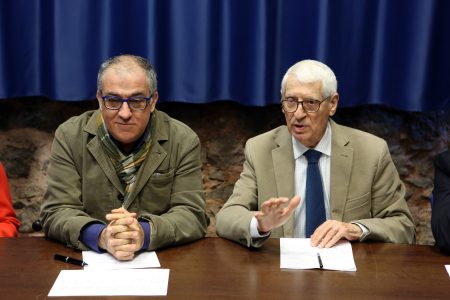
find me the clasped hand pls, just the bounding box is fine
[98,207,145,261]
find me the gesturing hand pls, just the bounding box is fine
[98,207,145,261]
[254,195,301,233]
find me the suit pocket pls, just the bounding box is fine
[150,169,175,182]
[139,169,175,214]
[343,192,371,219]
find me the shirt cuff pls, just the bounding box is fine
[250,216,271,238]
[79,223,106,253]
[139,221,150,250]
[352,222,370,241]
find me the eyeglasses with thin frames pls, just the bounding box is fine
[281,95,331,113]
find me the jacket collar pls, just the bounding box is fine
[84,109,169,207]
[329,119,353,221]
[271,126,296,237]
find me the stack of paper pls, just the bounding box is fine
[280,238,357,271]
[48,251,169,297]
[83,251,160,269]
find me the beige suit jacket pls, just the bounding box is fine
[216,120,415,247]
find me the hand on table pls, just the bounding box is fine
[310,220,362,248]
[98,207,145,261]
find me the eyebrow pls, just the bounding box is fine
[285,94,318,99]
[103,91,148,97]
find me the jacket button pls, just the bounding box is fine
[117,194,124,201]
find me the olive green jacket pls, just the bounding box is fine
[41,109,208,250]
[216,120,415,247]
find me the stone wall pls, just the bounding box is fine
[1,98,448,244]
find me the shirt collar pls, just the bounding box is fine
[292,121,332,159]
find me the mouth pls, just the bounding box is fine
[115,123,135,130]
[293,123,307,132]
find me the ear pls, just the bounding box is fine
[96,90,103,110]
[149,91,159,113]
[328,93,339,116]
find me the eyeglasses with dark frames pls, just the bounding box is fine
[281,95,331,113]
[101,92,154,111]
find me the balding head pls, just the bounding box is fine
[97,54,157,93]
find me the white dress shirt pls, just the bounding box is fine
[292,122,332,238]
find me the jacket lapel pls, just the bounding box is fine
[330,120,353,221]
[271,127,296,237]
[85,110,124,193]
[123,111,168,208]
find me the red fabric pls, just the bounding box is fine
[0,162,20,237]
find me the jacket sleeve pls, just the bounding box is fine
[0,163,20,237]
[353,141,416,244]
[40,125,102,250]
[432,151,450,253]
[141,134,208,250]
[216,140,269,248]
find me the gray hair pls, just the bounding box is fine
[280,60,337,98]
[97,54,157,93]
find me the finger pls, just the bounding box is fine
[310,231,324,247]
[114,242,140,253]
[281,195,301,217]
[273,197,289,208]
[317,226,338,248]
[112,250,135,261]
[261,198,288,209]
[310,222,331,247]
[254,211,264,218]
[111,207,128,213]
[107,237,132,247]
[105,224,130,236]
[320,224,344,248]
[263,199,289,215]
[261,202,275,214]
[126,218,142,231]
[323,229,342,248]
[260,199,275,211]
[114,230,139,240]
[107,217,135,226]
[289,195,301,209]
[106,212,137,221]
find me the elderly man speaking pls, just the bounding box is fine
[216,59,415,248]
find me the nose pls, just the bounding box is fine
[293,102,307,119]
[118,102,132,119]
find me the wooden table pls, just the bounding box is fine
[1,237,449,299]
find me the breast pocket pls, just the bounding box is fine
[139,169,175,215]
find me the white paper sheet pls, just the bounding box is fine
[48,269,169,297]
[82,251,160,269]
[280,238,357,271]
[445,265,450,276]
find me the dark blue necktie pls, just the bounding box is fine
[304,149,326,237]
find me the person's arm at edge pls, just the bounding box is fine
[351,141,415,244]
[432,151,450,253]
[0,162,20,237]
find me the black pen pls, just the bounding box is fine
[54,254,88,267]
[317,253,323,269]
